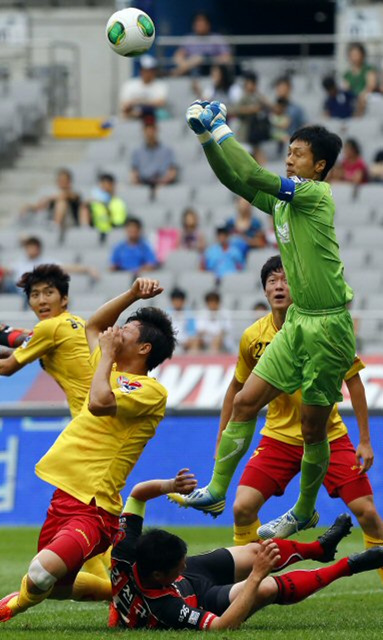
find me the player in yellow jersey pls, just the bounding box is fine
[0,277,176,624]
[0,264,93,417]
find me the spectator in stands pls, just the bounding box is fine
[131,122,178,189]
[270,97,291,156]
[192,63,241,105]
[322,75,356,119]
[273,76,306,135]
[110,217,157,273]
[173,12,232,77]
[179,208,206,253]
[343,43,377,98]
[203,223,244,281]
[196,291,234,353]
[20,168,84,235]
[0,267,17,294]
[168,287,199,353]
[120,55,169,121]
[370,149,383,182]
[254,301,269,319]
[229,71,270,161]
[81,174,128,243]
[225,197,266,259]
[332,138,369,185]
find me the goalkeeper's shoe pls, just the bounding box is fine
[317,513,353,563]
[348,546,383,574]
[0,592,19,623]
[257,509,319,540]
[167,486,226,518]
[186,100,210,134]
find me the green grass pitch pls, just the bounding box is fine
[0,526,382,639]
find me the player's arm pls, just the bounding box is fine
[0,323,30,349]
[0,353,22,376]
[88,326,121,416]
[112,470,197,564]
[186,102,287,209]
[346,372,374,473]
[85,277,163,354]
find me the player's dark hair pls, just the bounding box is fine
[345,138,361,156]
[135,529,187,578]
[125,306,177,370]
[261,255,283,290]
[17,264,70,299]
[290,125,342,180]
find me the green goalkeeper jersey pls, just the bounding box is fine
[252,178,353,311]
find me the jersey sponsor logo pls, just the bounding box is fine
[291,176,309,184]
[276,221,290,244]
[178,604,190,622]
[66,318,85,330]
[20,333,33,349]
[188,610,201,625]
[117,376,143,394]
[75,528,91,547]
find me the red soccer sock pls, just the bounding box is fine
[272,538,324,570]
[274,557,351,604]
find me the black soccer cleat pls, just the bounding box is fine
[317,513,353,562]
[348,546,383,574]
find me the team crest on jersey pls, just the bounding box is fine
[20,333,33,349]
[276,221,290,244]
[117,376,143,393]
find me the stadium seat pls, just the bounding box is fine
[221,272,261,296]
[246,248,280,275]
[69,293,107,313]
[348,228,383,248]
[164,249,201,272]
[154,185,192,208]
[177,271,216,299]
[364,295,383,311]
[339,248,368,271]
[193,185,235,207]
[136,269,175,291]
[331,183,356,205]
[0,294,24,312]
[99,272,135,297]
[63,227,101,248]
[347,270,383,294]
[335,203,374,226]
[84,139,124,163]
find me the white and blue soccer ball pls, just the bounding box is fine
[106,7,155,57]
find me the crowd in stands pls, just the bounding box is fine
[1,11,383,353]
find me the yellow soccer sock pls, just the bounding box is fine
[233,519,261,545]
[102,546,112,572]
[7,575,53,616]
[82,555,109,579]
[71,572,112,601]
[363,532,383,583]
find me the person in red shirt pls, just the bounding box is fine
[336,138,369,185]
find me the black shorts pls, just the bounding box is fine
[184,548,234,615]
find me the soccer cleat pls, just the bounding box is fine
[0,592,19,623]
[317,513,353,563]
[348,546,383,574]
[167,487,226,518]
[257,509,320,540]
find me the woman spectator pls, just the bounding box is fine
[192,64,241,105]
[179,208,206,252]
[337,139,369,185]
[343,43,377,97]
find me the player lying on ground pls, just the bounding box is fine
[183,100,356,536]
[169,254,383,580]
[0,267,165,579]
[0,282,177,624]
[109,468,383,630]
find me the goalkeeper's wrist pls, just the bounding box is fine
[211,124,233,145]
[197,131,213,146]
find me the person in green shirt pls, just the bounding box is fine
[343,43,376,97]
[170,100,355,539]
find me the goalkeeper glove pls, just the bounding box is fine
[200,101,233,144]
[186,100,213,145]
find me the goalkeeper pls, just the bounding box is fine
[182,101,356,538]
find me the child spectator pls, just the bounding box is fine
[203,223,244,281]
[81,174,128,243]
[322,76,355,119]
[168,287,199,353]
[196,291,234,353]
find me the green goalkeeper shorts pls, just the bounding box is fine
[254,305,356,406]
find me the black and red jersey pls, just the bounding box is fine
[110,512,217,630]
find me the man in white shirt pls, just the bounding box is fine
[120,55,169,120]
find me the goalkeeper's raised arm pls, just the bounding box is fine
[186,101,290,206]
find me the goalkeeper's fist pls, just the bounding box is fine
[186,100,210,134]
[200,101,227,132]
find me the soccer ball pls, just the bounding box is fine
[106,7,155,57]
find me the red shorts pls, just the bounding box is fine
[38,489,119,585]
[239,434,373,505]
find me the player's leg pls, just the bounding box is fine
[346,495,383,583]
[233,436,302,544]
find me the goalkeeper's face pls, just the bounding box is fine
[286,139,325,181]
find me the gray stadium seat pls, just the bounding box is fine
[221,272,260,295]
[335,203,373,225]
[164,249,201,272]
[99,272,135,297]
[193,185,235,207]
[64,227,101,248]
[69,294,107,312]
[339,248,368,271]
[136,270,175,292]
[177,272,216,300]
[330,183,356,205]
[182,162,217,186]
[364,295,383,310]
[347,270,383,294]
[348,228,383,248]
[84,139,123,163]
[246,248,279,275]
[0,294,24,312]
[154,185,192,208]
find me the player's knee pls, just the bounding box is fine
[354,502,379,530]
[28,557,58,592]
[233,497,258,525]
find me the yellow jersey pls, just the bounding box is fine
[35,347,168,516]
[13,311,93,418]
[235,312,364,446]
